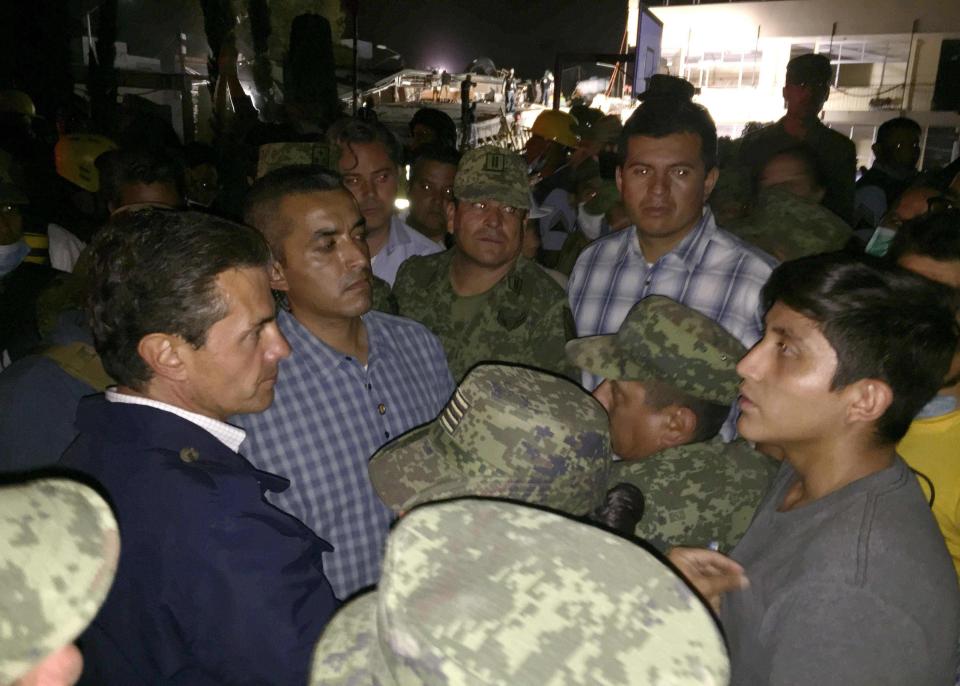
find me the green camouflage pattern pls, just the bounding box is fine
[726,187,852,262]
[566,295,746,405]
[611,438,779,553]
[310,499,730,685]
[371,274,398,315]
[584,179,620,216]
[369,364,611,516]
[453,145,530,210]
[392,250,577,382]
[0,478,119,683]
[256,141,339,179]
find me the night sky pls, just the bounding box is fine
[356,0,628,78]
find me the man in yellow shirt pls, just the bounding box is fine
[888,207,960,576]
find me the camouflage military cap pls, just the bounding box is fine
[257,141,339,179]
[726,186,852,261]
[369,364,611,516]
[454,145,530,210]
[0,478,119,683]
[310,499,730,685]
[566,295,745,405]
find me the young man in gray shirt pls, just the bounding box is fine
[670,253,960,685]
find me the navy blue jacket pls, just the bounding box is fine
[61,396,339,685]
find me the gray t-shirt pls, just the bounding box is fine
[721,455,959,686]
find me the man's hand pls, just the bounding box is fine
[668,546,749,614]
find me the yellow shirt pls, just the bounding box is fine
[898,409,960,579]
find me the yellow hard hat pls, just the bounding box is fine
[54,134,118,192]
[531,109,580,148]
[0,90,36,118]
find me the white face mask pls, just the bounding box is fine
[577,202,604,240]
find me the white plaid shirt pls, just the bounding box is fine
[234,309,454,599]
[568,207,776,403]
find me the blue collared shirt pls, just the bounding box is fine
[235,309,454,598]
[372,214,443,286]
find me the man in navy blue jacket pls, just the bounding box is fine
[60,208,339,685]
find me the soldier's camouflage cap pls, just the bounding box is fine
[567,295,745,405]
[257,141,339,179]
[454,145,530,210]
[0,478,119,684]
[369,364,611,517]
[310,499,730,685]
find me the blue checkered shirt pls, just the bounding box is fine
[568,208,776,438]
[234,309,454,598]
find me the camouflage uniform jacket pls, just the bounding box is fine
[611,437,779,553]
[392,250,577,382]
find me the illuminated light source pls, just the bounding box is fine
[395,198,410,210]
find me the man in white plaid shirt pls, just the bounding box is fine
[236,166,454,599]
[569,93,776,402]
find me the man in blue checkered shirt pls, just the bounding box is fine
[236,166,454,599]
[568,93,777,400]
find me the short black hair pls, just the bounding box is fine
[618,98,718,170]
[409,108,458,150]
[761,252,959,444]
[643,381,730,443]
[243,164,344,263]
[887,208,960,264]
[88,209,271,389]
[410,143,461,179]
[97,147,186,208]
[327,117,403,168]
[876,117,921,147]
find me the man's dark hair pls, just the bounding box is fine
[761,252,959,444]
[876,117,921,148]
[886,209,960,264]
[327,117,403,168]
[97,147,186,208]
[243,164,344,263]
[618,98,718,170]
[643,380,729,443]
[410,143,461,179]
[590,482,645,536]
[409,108,458,150]
[88,209,272,389]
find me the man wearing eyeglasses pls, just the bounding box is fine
[392,145,577,382]
[738,53,857,225]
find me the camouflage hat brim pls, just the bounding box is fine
[309,592,384,685]
[566,333,663,385]
[0,479,119,684]
[369,424,462,514]
[457,184,530,211]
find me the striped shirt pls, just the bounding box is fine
[235,309,454,598]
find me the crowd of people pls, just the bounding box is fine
[2,50,960,685]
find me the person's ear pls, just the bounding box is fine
[844,379,893,427]
[446,199,456,235]
[137,333,188,383]
[704,166,720,199]
[659,405,698,449]
[269,258,289,292]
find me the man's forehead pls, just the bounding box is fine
[764,301,820,337]
[338,140,392,171]
[624,132,703,161]
[281,190,361,229]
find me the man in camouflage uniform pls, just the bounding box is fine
[392,145,577,381]
[368,363,612,517]
[0,477,119,686]
[567,295,779,552]
[308,499,730,685]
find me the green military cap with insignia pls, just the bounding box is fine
[256,141,339,179]
[0,478,119,684]
[454,144,530,210]
[369,364,611,517]
[567,295,746,405]
[310,499,730,685]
